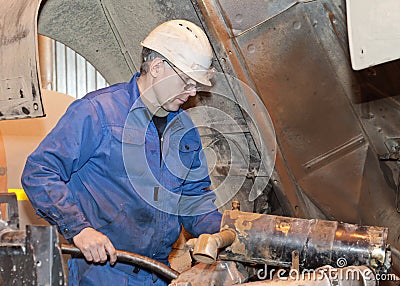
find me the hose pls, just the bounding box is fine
[61,244,179,281]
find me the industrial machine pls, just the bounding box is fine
[171,209,392,285]
[1,0,400,285]
[0,193,393,285]
[0,193,66,285]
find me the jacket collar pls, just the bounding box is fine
[127,73,185,133]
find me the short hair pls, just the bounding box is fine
[140,47,165,75]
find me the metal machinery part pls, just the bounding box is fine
[0,0,45,120]
[0,193,393,285]
[191,229,237,264]
[0,193,66,286]
[218,211,390,274]
[171,210,389,285]
[170,261,248,286]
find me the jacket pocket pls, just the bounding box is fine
[164,135,202,184]
[178,136,200,153]
[109,126,146,177]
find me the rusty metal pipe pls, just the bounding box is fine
[38,35,53,90]
[61,244,179,281]
[219,211,390,274]
[192,229,236,264]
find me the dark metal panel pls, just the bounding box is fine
[195,0,307,217]
[232,2,363,181]
[199,0,400,273]
[213,0,372,222]
[26,225,66,286]
[358,82,400,157]
[298,144,368,221]
[357,147,400,272]
[0,193,19,229]
[217,0,298,36]
[0,245,36,286]
[0,226,66,286]
[0,0,45,120]
[210,0,379,222]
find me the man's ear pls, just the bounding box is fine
[149,58,164,78]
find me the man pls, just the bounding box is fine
[21,19,222,285]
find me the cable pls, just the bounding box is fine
[61,244,179,281]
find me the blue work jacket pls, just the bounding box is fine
[21,73,222,270]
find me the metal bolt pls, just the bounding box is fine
[293,21,301,30]
[232,199,240,211]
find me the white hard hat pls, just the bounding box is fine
[141,19,215,86]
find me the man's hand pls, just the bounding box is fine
[73,227,117,265]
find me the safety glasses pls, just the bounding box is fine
[163,60,198,91]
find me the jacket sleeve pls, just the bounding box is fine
[178,133,222,237]
[21,98,103,239]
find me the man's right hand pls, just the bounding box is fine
[72,227,117,265]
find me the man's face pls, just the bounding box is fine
[153,61,197,112]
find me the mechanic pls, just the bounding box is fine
[21,19,222,286]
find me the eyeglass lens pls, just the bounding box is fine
[163,60,197,91]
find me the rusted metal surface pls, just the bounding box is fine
[192,229,236,264]
[0,212,66,286]
[38,35,53,90]
[223,0,364,222]
[232,199,241,211]
[169,228,193,273]
[217,0,298,36]
[197,2,400,274]
[197,0,400,273]
[0,193,19,230]
[170,261,247,286]
[219,211,389,273]
[197,0,308,218]
[0,0,45,120]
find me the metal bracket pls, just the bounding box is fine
[291,250,300,272]
[0,192,19,229]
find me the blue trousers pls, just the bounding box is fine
[68,258,168,286]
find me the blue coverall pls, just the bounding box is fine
[21,73,222,285]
